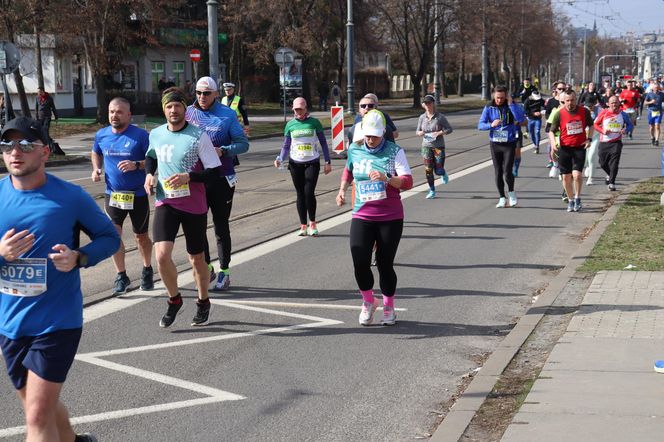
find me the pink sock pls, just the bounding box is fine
[383,295,394,308]
[360,289,374,303]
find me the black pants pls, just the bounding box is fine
[598,141,623,185]
[349,218,403,297]
[289,160,320,225]
[489,141,516,197]
[38,117,52,143]
[204,175,235,269]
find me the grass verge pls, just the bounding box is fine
[579,177,664,272]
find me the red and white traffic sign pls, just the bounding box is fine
[189,49,201,63]
[331,106,345,153]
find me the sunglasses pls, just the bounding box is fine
[556,88,565,91]
[196,91,213,96]
[0,140,44,153]
[359,103,375,109]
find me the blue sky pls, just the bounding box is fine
[556,0,664,37]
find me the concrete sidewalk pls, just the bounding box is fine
[501,270,664,441]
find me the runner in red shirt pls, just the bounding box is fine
[618,79,640,138]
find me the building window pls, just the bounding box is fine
[173,61,185,87]
[121,64,137,90]
[151,61,165,91]
[55,57,71,92]
[83,63,95,91]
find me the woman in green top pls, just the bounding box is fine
[274,97,332,236]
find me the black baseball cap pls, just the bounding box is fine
[0,117,48,144]
[422,94,436,103]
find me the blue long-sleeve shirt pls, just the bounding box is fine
[478,103,525,143]
[0,174,120,338]
[186,101,249,176]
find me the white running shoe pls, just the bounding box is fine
[496,197,506,208]
[548,167,557,178]
[586,177,594,185]
[583,166,589,177]
[382,306,397,326]
[359,299,378,326]
[508,191,518,207]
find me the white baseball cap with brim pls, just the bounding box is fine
[361,109,386,137]
[196,76,217,91]
[531,92,541,100]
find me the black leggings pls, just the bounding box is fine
[349,218,403,297]
[598,141,623,185]
[289,160,320,225]
[489,141,516,197]
[204,175,235,269]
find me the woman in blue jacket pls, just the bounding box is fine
[478,85,526,208]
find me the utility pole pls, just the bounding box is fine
[433,1,441,103]
[207,0,219,82]
[567,30,572,84]
[481,5,489,100]
[582,28,587,84]
[346,0,355,114]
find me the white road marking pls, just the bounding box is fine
[80,300,343,358]
[1,301,343,438]
[222,299,407,312]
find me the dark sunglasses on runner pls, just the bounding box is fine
[359,103,375,109]
[196,90,212,96]
[0,140,44,153]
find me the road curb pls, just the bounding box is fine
[430,180,636,442]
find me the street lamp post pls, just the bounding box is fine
[346,0,355,115]
[207,0,219,82]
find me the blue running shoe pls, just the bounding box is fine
[573,198,582,212]
[425,190,436,199]
[212,271,230,291]
[655,360,664,373]
[440,172,449,185]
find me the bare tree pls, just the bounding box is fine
[370,0,453,107]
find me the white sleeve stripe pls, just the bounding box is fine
[394,149,411,176]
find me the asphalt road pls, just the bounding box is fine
[0,112,660,441]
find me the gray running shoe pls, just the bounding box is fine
[140,266,154,291]
[112,273,131,295]
[76,433,98,442]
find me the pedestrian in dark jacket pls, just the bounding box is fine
[35,87,58,144]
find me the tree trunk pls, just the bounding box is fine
[457,52,464,96]
[35,29,45,90]
[411,76,422,108]
[95,73,107,123]
[13,71,32,118]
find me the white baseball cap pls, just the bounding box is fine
[361,110,386,137]
[196,76,217,91]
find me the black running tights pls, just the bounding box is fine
[349,218,403,297]
[489,141,516,197]
[289,160,320,225]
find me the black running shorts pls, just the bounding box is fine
[557,146,586,174]
[104,194,150,234]
[152,204,207,255]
